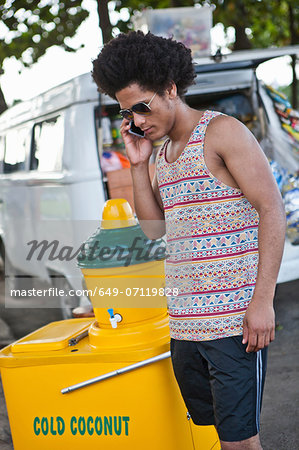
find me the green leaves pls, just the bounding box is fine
[0,0,89,67]
[213,0,298,49]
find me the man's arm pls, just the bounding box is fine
[131,164,166,239]
[207,116,286,352]
[121,119,166,239]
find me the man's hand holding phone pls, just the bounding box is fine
[120,119,153,167]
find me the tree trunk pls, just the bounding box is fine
[0,85,7,115]
[169,0,193,6]
[233,24,252,51]
[96,0,113,44]
[288,4,298,109]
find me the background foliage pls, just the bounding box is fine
[0,0,88,112]
[0,0,298,112]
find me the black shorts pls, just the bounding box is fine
[170,335,268,442]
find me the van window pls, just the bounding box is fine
[3,127,30,173]
[31,116,64,172]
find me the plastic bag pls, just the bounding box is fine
[101,151,130,173]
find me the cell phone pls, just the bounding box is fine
[128,121,145,138]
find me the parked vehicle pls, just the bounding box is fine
[0,46,298,317]
[0,74,106,317]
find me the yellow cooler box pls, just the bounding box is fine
[0,200,220,449]
[0,317,219,450]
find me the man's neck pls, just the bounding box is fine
[164,104,204,163]
[167,104,203,144]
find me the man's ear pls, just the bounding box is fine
[167,82,177,99]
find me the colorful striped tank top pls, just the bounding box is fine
[156,110,259,341]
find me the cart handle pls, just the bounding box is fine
[61,351,171,394]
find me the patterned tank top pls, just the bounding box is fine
[156,110,259,341]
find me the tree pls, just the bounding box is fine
[96,0,113,44]
[213,0,299,107]
[98,1,298,106]
[0,0,89,113]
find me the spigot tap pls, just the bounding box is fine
[107,308,122,329]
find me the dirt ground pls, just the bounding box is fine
[0,275,298,450]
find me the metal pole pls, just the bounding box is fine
[61,350,171,394]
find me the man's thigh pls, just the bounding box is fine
[170,338,215,425]
[170,336,268,442]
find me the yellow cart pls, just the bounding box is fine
[0,200,220,450]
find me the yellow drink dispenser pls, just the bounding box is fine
[0,199,220,450]
[78,198,169,350]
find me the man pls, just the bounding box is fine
[92,31,286,449]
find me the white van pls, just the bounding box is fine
[0,46,298,317]
[0,73,109,317]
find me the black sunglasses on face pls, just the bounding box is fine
[119,92,157,120]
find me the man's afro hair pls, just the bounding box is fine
[92,31,196,99]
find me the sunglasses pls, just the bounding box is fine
[119,92,157,120]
